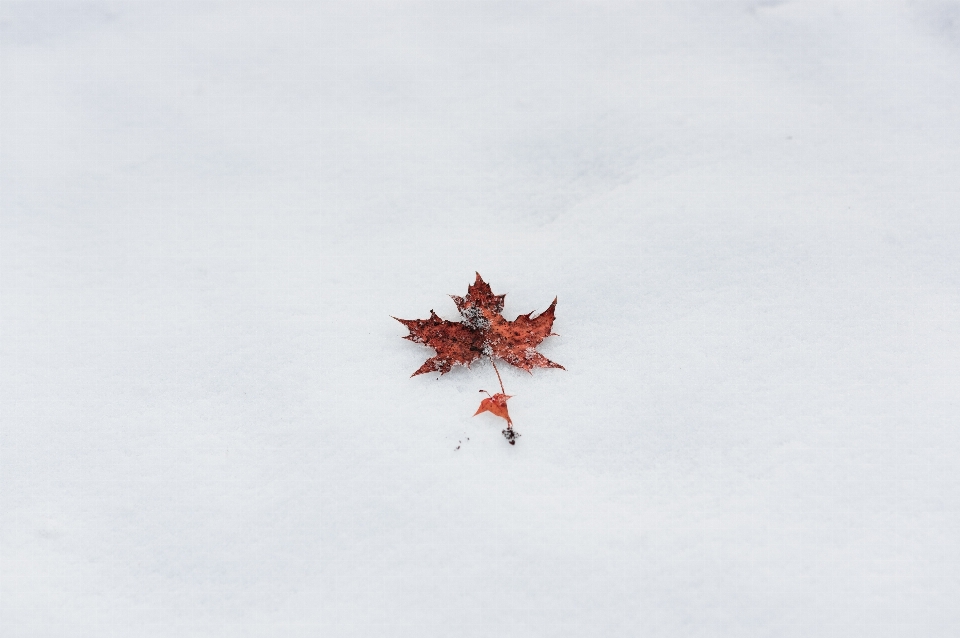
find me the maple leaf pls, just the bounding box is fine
[393,273,564,377]
[394,273,563,445]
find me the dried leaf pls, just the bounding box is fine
[393,273,563,377]
[394,273,563,445]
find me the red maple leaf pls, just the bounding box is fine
[393,273,564,377]
[394,273,563,445]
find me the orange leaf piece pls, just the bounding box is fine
[393,273,563,377]
[473,393,513,427]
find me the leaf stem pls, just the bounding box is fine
[490,357,506,398]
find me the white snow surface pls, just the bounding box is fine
[3,2,960,636]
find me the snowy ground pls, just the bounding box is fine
[3,2,960,636]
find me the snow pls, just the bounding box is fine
[2,1,960,636]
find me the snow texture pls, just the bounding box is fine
[2,2,960,636]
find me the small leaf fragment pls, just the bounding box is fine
[473,392,513,427]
